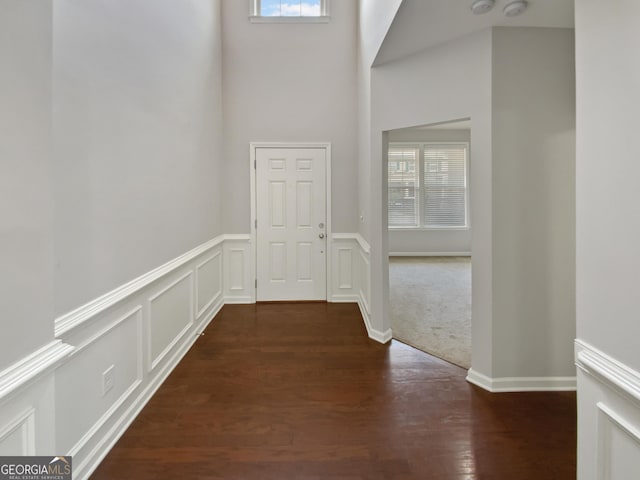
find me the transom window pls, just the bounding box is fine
[388,142,469,229]
[251,0,329,18]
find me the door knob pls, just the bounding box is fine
[319,233,325,239]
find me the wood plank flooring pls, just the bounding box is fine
[91,303,576,479]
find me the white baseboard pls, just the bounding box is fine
[389,252,471,257]
[466,368,576,392]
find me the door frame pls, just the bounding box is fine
[249,142,332,301]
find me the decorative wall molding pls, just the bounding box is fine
[466,368,576,392]
[147,272,194,372]
[576,339,640,405]
[331,233,390,343]
[55,235,226,337]
[5,232,389,477]
[0,340,73,403]
[223,235,254,303]
[575,340,640,479]
[195,251,223,319]
[0,408,36,456]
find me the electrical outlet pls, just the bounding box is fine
[102,365,115,396]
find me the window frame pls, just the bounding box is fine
[250,0,330,23]
[388,141,470,231]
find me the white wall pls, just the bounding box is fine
[371,30,494,374]
[222,0,359,234]
[370,27,576,387]
[0,0,54,370]
[387,128,472,255]
[357,0,403,243]
[53,0,224,315]
[575,1,640,478]
[491,27,575,379]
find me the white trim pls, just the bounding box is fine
[250,0,330,21]
[0,340,74,403]
[54,235,226,337]
[249,15,330,23]
[195,251,223,319]
[250,142,332,302]
[0,408,36,455]
[466,368,576,392]
[357,299,392,344]
[576,339,640,405]
[597,401,640,479]
[331,233,370,255]
[147,272,195,372]
[389,252,471,257]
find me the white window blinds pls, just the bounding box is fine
[388,142,469,229]
[388,146,419,227]
[423,144,468,227]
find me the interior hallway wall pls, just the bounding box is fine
[0,0,54,370]
[52,0,225,316]
[491,27,575,379]
[575,1,640,476]
[221,0,359,235]
[371,29,494,376]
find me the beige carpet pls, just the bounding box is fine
[389,256,471,369]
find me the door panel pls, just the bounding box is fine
[256,148,326,301]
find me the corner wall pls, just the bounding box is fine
[371,30,494,374]
[490,27,576,381]
[575,1,640,477]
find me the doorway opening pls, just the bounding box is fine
[386,120,472,368]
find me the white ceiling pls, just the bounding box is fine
[392,119,472,134]
[374,0,574,66]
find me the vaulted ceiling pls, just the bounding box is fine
[374,0,574,66]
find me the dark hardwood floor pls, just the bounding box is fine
[91,303,576,479]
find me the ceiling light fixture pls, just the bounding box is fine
[503,0,528,17]
[471,0,495,15]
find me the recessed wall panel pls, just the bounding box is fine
[149,274,193,370]
[196,251,222,318]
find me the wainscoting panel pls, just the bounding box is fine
[2,233,381,479]
[195,250,222,320]
[330,236,358,302]
[55,308,143,456]
[148,272,194,372]
[223,235,254,303]
[576,339,640,480]
[0,408,35,456]
[51,236,225,480]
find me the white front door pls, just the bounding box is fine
[256,147,327,301]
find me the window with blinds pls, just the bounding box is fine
[387,146,419,227]
[388,142,469,228]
